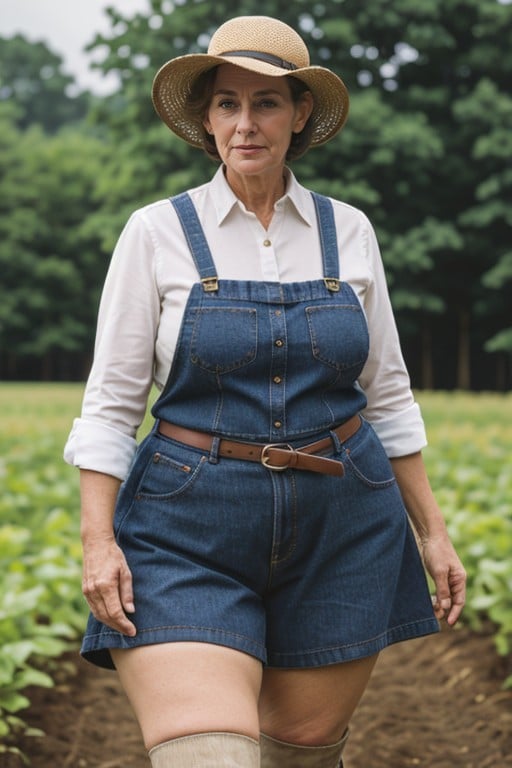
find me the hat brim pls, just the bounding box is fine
[152,53,349,148]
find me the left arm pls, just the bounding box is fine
[337,208,466,623]
[391,451,466,626]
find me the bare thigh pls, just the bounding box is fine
[259,654,379,746]
[111,642,262,750]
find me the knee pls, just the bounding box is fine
[262,713,349,747]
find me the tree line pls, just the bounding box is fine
[0,0,510,389]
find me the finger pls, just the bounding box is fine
[84,579,136,636]
[431,595,445,620]
[432,565,466,625]
[431,594,451,621]
[100,588,137,636]
[119,561,135,615]
[446,600,464,626]
[446,575,466,626]
[99,580,137,635]
[434,577,452,617]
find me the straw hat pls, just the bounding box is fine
[152,15,349,148]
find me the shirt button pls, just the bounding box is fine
[263,239,272,247]
[274,421,282,429]
[275,339,284,347]
[273,376,282,384]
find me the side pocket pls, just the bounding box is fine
[135,450,207,501]
[343,423,397,489]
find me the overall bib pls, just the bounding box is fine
[81,193,439,670]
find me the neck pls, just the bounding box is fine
[225,168,286,229]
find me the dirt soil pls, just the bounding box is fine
[6,625,512,768]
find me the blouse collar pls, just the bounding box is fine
[210,165,314,227]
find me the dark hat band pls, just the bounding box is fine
[220,50,298,71]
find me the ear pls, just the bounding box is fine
[203,119,213,135]
[293,91,314,133]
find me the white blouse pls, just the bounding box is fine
[64,166,426,480]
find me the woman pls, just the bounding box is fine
[65,15,466,768]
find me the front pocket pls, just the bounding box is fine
[135,449,207,501]
[306,304,369,372]
[190,307,257,373]
[343,425,396,489]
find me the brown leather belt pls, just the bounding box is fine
[157,415,361,477]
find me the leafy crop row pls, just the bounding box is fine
[419,391,512,685]
[0,386,511,761]
[0,385,85,761]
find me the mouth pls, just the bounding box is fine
[233,144,264,152]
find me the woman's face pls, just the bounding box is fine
[203,64,313,182]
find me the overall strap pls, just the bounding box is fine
[311,192,341,292]
[170,192,219,291]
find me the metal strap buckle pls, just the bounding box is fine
[201,276,219,292]
[324,278,340,292]
[260,443,294,471]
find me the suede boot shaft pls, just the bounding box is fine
[149,731,260,767]
[260,728,349,768]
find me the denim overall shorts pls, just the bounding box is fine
[81,193,439,669]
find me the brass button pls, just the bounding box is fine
[263,239,271,247]
[275,309,282,316]
[274,421,282,428]
[275,339,284,347]
[273,376,282,384]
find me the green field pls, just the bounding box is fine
[1,384,511,753]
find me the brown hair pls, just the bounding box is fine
[185,68,314,162]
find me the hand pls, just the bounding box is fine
[421,534,466,626]
[82,535,136,637]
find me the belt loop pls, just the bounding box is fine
[329,428,343,455]
[209,436,221,464]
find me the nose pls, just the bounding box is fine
[236,106,256,135]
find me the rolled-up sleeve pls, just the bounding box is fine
[63,418,138,480]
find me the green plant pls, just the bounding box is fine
[418,391,512,686]
[0,384,85,753]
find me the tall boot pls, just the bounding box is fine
[260,728,349,767]
[148,731,260,767]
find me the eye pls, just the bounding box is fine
[257,99,278,109]
[217,99,236,110]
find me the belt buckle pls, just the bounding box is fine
[260,443,294,471]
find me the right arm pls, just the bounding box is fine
[80,469,136,636]
[67,211,162,635]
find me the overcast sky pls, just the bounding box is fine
[0,0,150,93]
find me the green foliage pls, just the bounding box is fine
[0,34,89,132]
[0,384,85,748]
[418,390,512,686]
[485,327,512,354]
[0,0,511,387]
[0,107,111,380]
